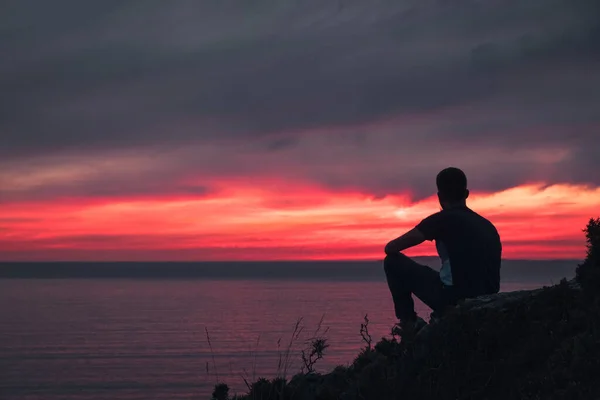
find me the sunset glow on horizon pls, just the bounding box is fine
[2,2,599,263]
[1,181,597,261]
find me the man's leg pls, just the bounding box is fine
[383,253,445,321]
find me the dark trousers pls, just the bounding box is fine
[384,253,456,321]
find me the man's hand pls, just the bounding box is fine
[384,227,426,255]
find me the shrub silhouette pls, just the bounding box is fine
[577,217,600,297]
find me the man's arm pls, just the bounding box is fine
[384,227,426,255]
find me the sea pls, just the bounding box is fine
[0,259,578,400]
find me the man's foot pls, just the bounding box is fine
[429,311,442,324]
[430,305,456,323]
[391,316,427,337]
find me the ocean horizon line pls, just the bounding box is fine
[0,259,579,282]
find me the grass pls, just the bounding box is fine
[210,217,600,400]
[208,315,331,400]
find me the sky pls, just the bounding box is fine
[1,0,599,261]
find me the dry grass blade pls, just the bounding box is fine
[205,327,219,383]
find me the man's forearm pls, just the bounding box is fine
[384,228,426,255]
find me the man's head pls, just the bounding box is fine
[436,167,469,209]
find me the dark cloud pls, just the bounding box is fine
[266,137,299,152]
[0,181,211,203]
[1,0,599,200]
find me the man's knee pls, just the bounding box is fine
[384,252,410,273]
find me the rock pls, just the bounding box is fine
[415,279,581,348]
[459,278,580,312]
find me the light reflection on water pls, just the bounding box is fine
[0,262,575,399]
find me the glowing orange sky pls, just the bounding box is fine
[2,1,600,263]
[1,182,598,261]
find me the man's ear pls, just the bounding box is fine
[465,189,470,199]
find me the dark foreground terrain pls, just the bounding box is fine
[213,217,600,400]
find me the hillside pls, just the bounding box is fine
[213,217,600,400]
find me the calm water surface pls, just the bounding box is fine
[0,261,577,399]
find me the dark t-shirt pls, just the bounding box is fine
[416,206,501,298]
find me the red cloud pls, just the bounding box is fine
[1,182,597,261]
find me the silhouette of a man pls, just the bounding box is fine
[384,167,501,331]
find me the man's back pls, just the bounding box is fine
[417,206,502,298]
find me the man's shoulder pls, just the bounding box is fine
[420,207,497,229]
[445,207,497,227]
[463,208,500,235]
[419,210,445,224]
[420,208,462,224]
[467,208,496,225]
[433,207,467,219]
